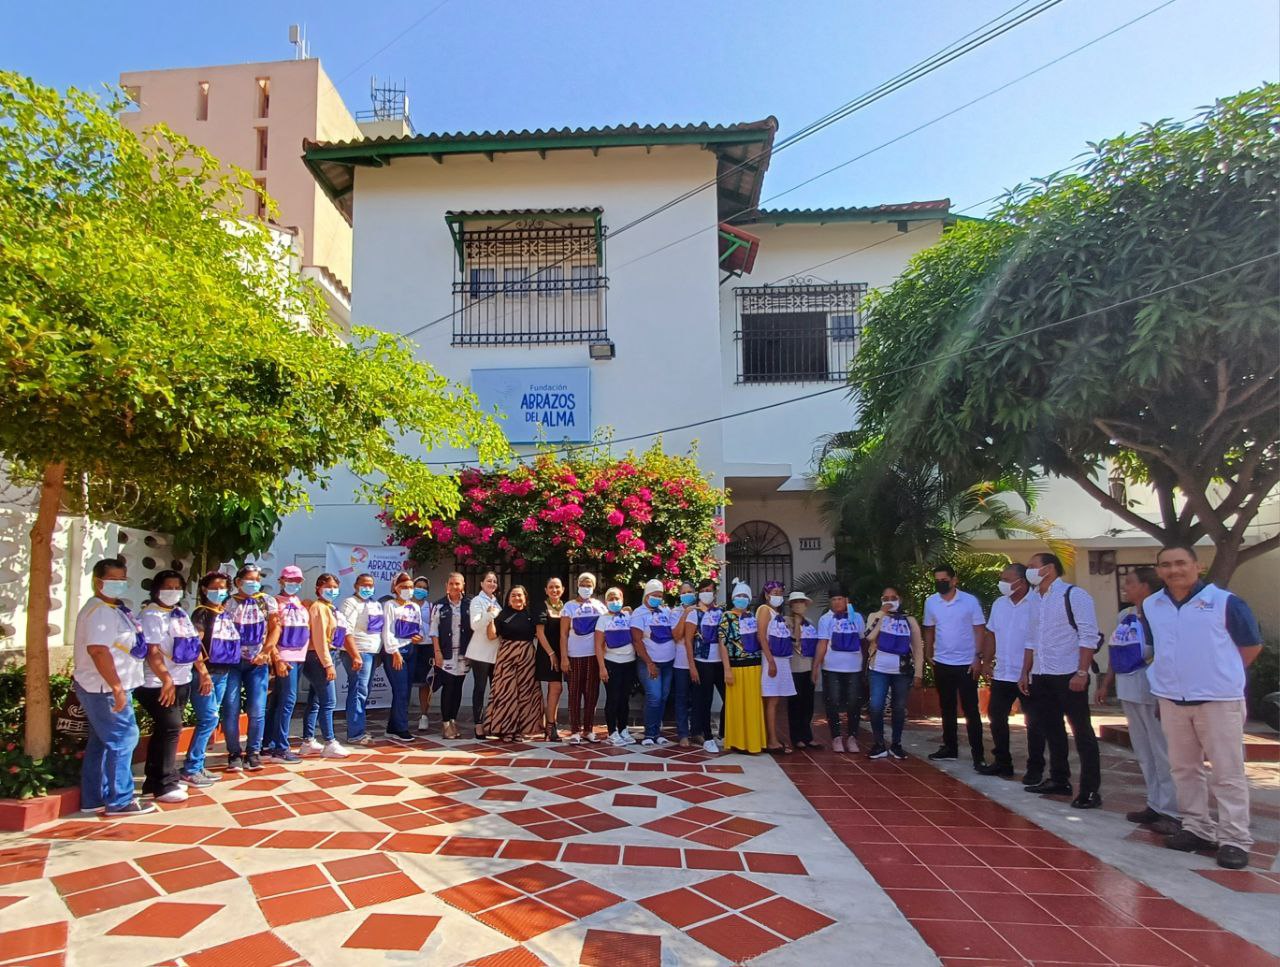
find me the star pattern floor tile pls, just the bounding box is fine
[0,842,48,886]
[106,900,224,938]
[358,794,486,830]
[519,768,629,799]
[579,928,662,967]
[499,801,629,839]
[638,773,751,803]
[412,766,512,793]
[642,804,775,849]
[436,863,622,942]
[342,912,441,950]
[247,852,422,927]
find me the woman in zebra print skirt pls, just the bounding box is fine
[482,585,544,741]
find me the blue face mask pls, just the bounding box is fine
[357,587,375,600]
[240,580,261,595]
[101,579,129,599]
[647,595,663,609]
[205,588,229,605]
[322,587,340,602]
[679,593,696,606]
[732,595,751,609]
[282,582,302,596]
[412,588,429,601]
[607,600,623,613]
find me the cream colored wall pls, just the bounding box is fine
[119,58,356,291]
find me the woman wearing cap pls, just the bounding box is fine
[670,580,701,748]
[561,572,606,744]
[759,581,797,754]
[224,564,280,772]
[182,572,235,787]
[813,586,866,754]
[411,576,435,733]
[467,571,502,739]
[137,570,200,802]
[483,584,543,742]
[684,578,726,753]
[631,578,678,746]
[720,580,765,754]
[865,586,924,759]
[534,576,566,742]
[382,571,424,743]
[264,564,309,763]
[595,586,637,745]
[339,572,382,746]
[783,591,823,750]
[299,572,350,758]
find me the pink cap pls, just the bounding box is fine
[280,565,304,580]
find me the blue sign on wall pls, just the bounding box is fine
[471,367,592,444]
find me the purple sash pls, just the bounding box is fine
[604,617,631,649]
[695,609,722,661]
[572,613,599,636]
[829,615,860,653]
[169,608,201,663]
[799,622,819,658]
[738,615,760,654]
[118,604,149,659]
[877,616,912,656]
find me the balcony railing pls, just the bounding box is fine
[733,282,866,383]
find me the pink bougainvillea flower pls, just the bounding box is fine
[616,528,634,543]
[606,509,625,527]
[480,527,494,543]
[593,478,609,493]
[604,551,616,563]
[512,557,526,569]
[650,554,662,566]
[497,537,510,551]
[454,544,473,559]
[456,519,477,539]
[637,487,652,501]
[522,516,539,532]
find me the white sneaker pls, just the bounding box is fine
[641,738,656,747]
[322,740,349,758]
[418,715,430,732]
[349,734,375,747]
[621,730,637,746]
[654,736,672,747]
[300,738,325,756]
[609,731,626,746]
[703,739,720,754]
[568,733,582,745]
[156,788,188,804]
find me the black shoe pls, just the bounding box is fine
[226,755,244,772]
[386,730,415,744]
[1126,807,1162,824]
[1216,845,1249,870]
[868,744,889,760]
[245,753,263,772]
[1026,780,1072,796]
[972,759,989,772]
[1020,772,1043,787]
[927,748,959,761]
[1166,829,1217,853]
[1150,816,1182,836]
[889,745,909,760]
[1071,792,1103,810]
[976,762,1014,778]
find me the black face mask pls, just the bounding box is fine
[934,580,952,594]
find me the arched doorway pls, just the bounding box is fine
[725,520,793,593]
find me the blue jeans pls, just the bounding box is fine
[302,652,337,742]
[265,662,301,752]
[868,669,913,746]
[222,660,269,756]
[638,659,674,740]
[673,667,693,739]
[183,670,228,776]
[75,684,139,811]
[383,648,414,734]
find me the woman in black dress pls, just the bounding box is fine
[483,586,544,741]
[534,577,566,742]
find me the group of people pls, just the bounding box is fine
[71,544,1263,871]
[928,547,1262,871]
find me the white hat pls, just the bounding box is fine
[730,578,752,599]
[786,591,811,604]
[643,578,665,596]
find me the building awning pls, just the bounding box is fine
[718,223,760,276]
[444,208,604,271]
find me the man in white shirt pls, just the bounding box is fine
[979,563,1039,779]
[1017,552,1102,809]
[73,558,153,816]
[923,565,987,768]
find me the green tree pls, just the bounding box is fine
[852,85,1279,583]
[0,72,507,760]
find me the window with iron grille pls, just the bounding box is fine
[734,282,867,383]
[448,211,607,346]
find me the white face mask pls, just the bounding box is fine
[578,586,592,599]
[397,587,414,601]
[881,599,899,612]
[998,580,1015,597]
[1026,567,1045,586]
[768,595,784,609]
[698,591,714,605]
[158,589,182,607]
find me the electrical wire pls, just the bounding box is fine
[336,0,454,85]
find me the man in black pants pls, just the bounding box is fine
[979,564,1039,778]
[923,565,988,769]
[1018,552,1102,810]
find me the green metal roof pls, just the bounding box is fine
[733,200,955,225]
[303,119,777,224]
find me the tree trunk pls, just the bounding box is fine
[24,462,65,759]
[1206,540,1241,586]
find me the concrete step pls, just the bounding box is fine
[1100,722,1279,762]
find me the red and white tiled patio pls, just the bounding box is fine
[2,715,1277,966]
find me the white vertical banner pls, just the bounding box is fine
[324,542,408,599]
[334,658,393,711]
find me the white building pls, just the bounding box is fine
[271,117,1277,636]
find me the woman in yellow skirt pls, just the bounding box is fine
[720,580,766,754]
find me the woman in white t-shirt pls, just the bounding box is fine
[561,572,607,744]
[137,570,200,803]
[864,586,924,760]
[467,571,502,739]
[758,580,797,754]
[595,587,637,746]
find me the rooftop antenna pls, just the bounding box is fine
[369,76,410,121]
[288,24,311,60]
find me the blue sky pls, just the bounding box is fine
[3,1,1276,214]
